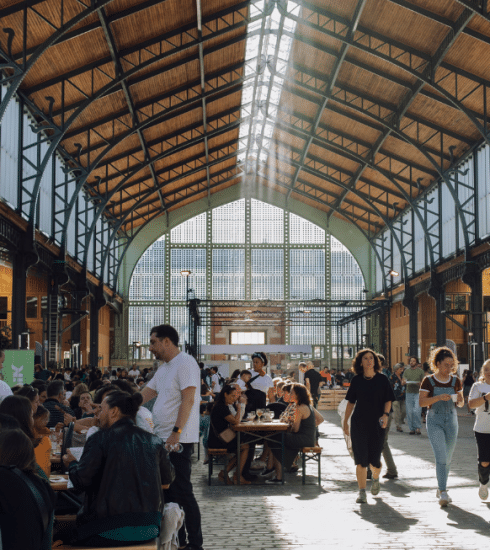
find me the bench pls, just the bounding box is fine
[53,517,159,549]
[207,448,231,485]
[300,446,322,485]
[54,540,158,549]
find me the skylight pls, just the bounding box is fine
[238,0,300,167]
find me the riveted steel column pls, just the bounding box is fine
[428,274,446,347]
[403,286,418,359]
[463,265,483,373]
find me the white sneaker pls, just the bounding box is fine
[479,483,489,500]
[436,489,452,503]
[438,490,449,507]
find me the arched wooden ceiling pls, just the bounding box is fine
[2,0,490,241]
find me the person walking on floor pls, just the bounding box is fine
[404,356,424,435]
[468,359,490,500]
[378,355,398,480]
[343,349,395,504]
[391,363,407,432]
[419,346,464,508]
[141,324,203,550]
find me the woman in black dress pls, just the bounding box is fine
[208,384,250,485]
[343,349,395,503]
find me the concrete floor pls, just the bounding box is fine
[193,409,490,550]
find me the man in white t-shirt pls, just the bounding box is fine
[141,325,203,550]
[0,349,13,403]
[128,364,140,379]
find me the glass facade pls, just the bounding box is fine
[129,199,365,358]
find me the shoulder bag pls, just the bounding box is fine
[210,418,236,444]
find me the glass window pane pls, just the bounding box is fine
[130,237,165,300]
[212,249,245,299]
[230,332,265,345]
[251,199,284,243]
[26,296,38,318]
[170,249,206,300]
[290,213,325,243]
[212,200,245,243]
[251,249,284,300]
[171,213,206,243]
[290,249,324,300]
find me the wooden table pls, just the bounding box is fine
[233,420,288,485]
[50,452,61,464]
[49,474,69,491]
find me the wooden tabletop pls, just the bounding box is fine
[49,474,69,491]
[50,453,61,463]
[233,421,288,432]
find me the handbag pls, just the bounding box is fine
[218,428,235,443]
[210,418,236,444]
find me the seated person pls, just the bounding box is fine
[236,369,252,392]
[207,384,250,485]
[111,379,154,433]
[267,380,287,418]
[33,405,52,477]
[15,384,40,412]
[44,380,75,428]
[73,391,95,420]
[0,428,56,550]
[63,391,174,547]
[199,402,213,464]
[267,383,324,483]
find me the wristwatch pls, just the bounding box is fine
[172,426,182,434]
[383,412,389,416]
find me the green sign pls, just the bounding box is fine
[2,351,35,388]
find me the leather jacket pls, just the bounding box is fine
[68,417,174,523]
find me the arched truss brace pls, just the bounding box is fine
[93,124,409,290]
[0,0,115,123]
[3,0,486,283]
[109,189,390,297]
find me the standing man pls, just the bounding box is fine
[141,324,203,550]
[209,366,222,395]
[404,356,425,435]
[303,362,324,408]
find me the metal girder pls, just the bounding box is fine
[10,0,170,61]
[285,0,368,202]
[62,61,244,142]
[280,63,475,256]
[271,111,437,269]
[331,5,474,248]
[0,0,115,123]
[282,1,490,144]
[96,7,165,211]
[263,143,409,279]
[26,62,244,230]
[23,1,250,97]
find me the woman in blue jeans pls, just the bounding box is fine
[419,347,464,507]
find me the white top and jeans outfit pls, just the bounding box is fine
[146,352,202,550]
[468,381,490,486]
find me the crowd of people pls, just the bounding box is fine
[1,336,490,548]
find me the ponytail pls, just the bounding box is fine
[105,391,142,420]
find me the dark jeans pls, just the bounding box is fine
[164,442,203,549]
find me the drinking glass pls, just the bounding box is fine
[248,411,256,421]
[257,409,264,422]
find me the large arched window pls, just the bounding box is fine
[129,199,364,359]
